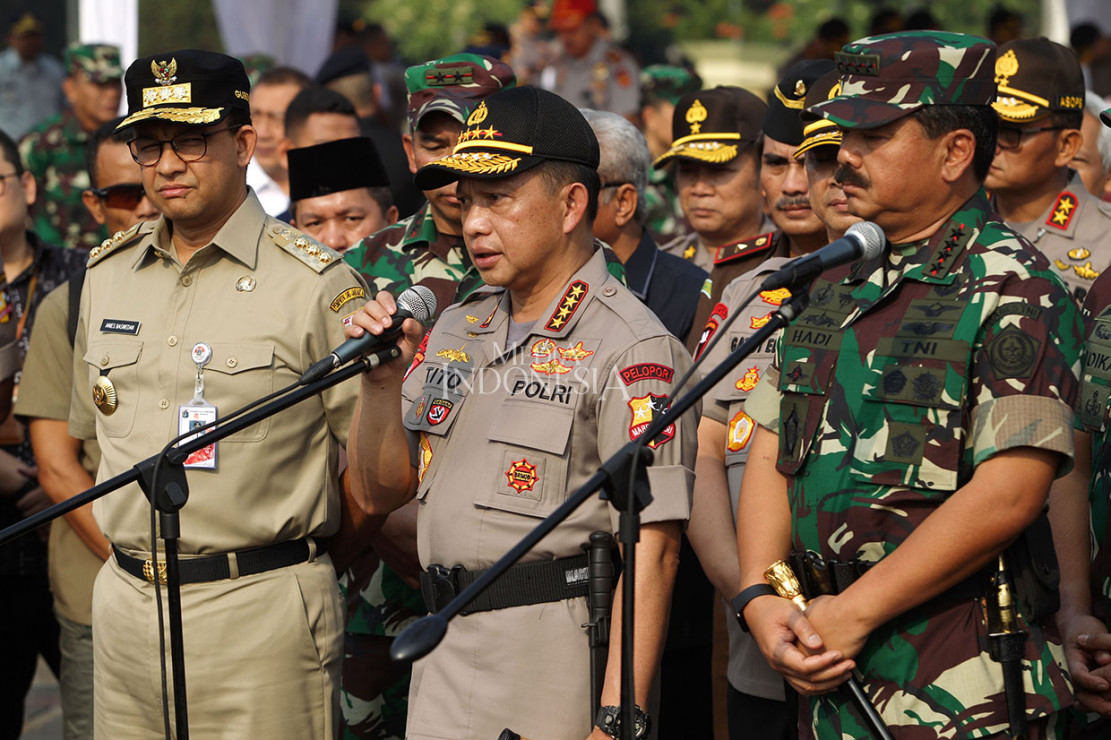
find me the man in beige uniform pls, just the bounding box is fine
[986,36,1111,305]
[346,86,697,740]
[67,50,367,739]
[13,115,156,740]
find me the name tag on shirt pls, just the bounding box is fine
[101,319,141,335]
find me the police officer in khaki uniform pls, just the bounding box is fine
[346,86,697,740]
[986,36,1111,305]
[67,50,367,739]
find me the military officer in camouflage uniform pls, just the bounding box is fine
[540,0,640,118]
[69,50,367,739]
[17,43,122,249]
[346,85,696,740]
[737,32,1081,739]
[338,53,513,740]
[985,37,1111,306]
[638,65,700,246]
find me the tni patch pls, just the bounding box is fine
[987,326,1040,379]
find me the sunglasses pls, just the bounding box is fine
[90,183,147,209]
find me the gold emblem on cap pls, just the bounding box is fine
[686,99,707,134]
[152,58,178,86]
[236,276,256,292]
[995,49,1019,87]
[467,101,489,127]
[794,80,806,96]
[92,375,118,415]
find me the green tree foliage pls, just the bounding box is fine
[137,0,223,57]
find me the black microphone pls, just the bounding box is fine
[299,285,436,385]
[760,221,885,292]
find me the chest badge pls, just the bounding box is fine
[1068,247,1091,261]
[92,375,118,415]
[505,458,539,493]
[735,367,760,392]
[236,275,256,292]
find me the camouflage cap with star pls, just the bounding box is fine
[809,31,997,130]
[991,37,1084,123]
[64,42,123,83]
[116,49,251,131]
[405,53,516,133]
[653,86,766,169]
[414,85,598,190]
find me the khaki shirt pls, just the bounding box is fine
[397,248,697,739]
[15,282,103,624]
[1001,174,1111,305]
[697,259,793,700]
[69,192,367,554]
[540,37,640,117]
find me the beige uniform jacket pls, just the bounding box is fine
[69,191,366,553]
[697,260,794,702]
[541,37,640,117]
[15,282,103,625]
[1001,174,1111,305]
[399,248,697,740]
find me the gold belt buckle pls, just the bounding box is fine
[143,559,168,585]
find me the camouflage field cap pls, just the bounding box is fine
[991,38,1084,123]
[653,86,766,169]
[640,64,702,107]
[64,43,123,83]
[809,31,996,130]
[763,59,835,146]
[116,49,251,131]
[288,137,389,202]
[414,85,598,190]
[405,53,516,133]
[794,70,844,159]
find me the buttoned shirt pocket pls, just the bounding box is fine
[203,342,275,442]
[849,350,969,493]
[475,400,575,519]
[1078,315,1111,433]
[84,339,143,438]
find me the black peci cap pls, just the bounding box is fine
[414,85,599,191]
[288,137,390,202]
[117,49,251,131]
[762,59,836,146]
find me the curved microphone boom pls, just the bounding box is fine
[760,221,885,292]
[299,285,436,385]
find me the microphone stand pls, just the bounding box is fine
[391,292,812,740]
[0,345,401,740]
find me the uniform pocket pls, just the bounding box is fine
[203,342,275,442]
[474,400,575,519]
[83,339,143,438]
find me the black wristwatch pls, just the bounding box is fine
[731,583,778,632]
[595,704,650,739]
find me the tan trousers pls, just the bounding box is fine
[92,553,343,739]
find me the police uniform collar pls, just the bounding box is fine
[531,248,609,339]
[135,189,265,270]
[1037,170,1087,238]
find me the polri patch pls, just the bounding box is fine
[330,286,366,312]
[100,319,141,335]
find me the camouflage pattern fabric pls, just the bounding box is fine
[644,166,691,247]
[640,64,701,107]
[18,110,107,249]
[63,43,122,83]
[810,31,997,130]
[404,53,515,132]
[746,192,1081,739]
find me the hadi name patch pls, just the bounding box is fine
[100,319,141,335]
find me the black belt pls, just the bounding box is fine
[421,554,590,616]
[112,539,317,585]
[788,550,983,603]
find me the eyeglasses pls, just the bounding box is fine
[90,183,147,208]
[996,125,1063,151]
[0,172,20,197]
[128,126,241,167]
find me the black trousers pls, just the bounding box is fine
[0,574,60,740]
[727,683,797,740]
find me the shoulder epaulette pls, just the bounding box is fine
[87,221,152,267]
[1046,190,1078,230]
[268,222,340,273]
[714,231,777,265]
